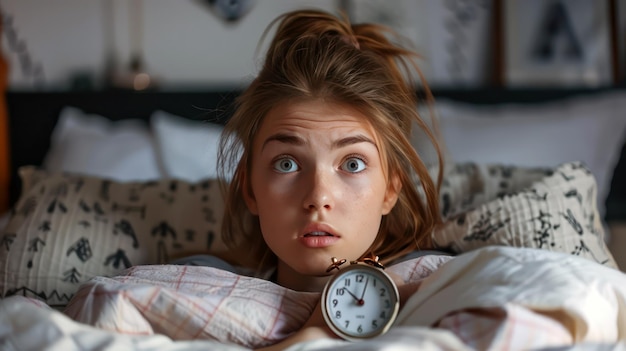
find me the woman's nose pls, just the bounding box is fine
[303,168,334,211]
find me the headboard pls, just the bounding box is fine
[5,87,626,222]
[6,90,237,206]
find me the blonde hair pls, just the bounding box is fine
[217,9,443,271]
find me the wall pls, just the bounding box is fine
[0,0,339,90]
[0,0,501,90]
[0,0,623,90]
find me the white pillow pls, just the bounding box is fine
[434,91,626,216]
[151,110,223,181]
[43,107,162,181]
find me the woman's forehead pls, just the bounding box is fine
[260,99,376,134]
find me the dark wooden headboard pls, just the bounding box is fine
[5,87,626,221]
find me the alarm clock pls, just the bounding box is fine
[321,258,400,341]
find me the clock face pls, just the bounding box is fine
[321,264,399,340]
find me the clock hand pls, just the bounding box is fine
[358,277,369,305]
[342,287,361,303]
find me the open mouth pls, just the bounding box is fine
[304,231,334,237]
[300,227,339,248]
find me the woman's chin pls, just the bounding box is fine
[297,262,334,277]
[280,257,331,276]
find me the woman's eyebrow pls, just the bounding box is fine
[333,135,377,149]
[262,133,376,150]
[262,133,305,150]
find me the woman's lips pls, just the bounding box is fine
[299,234,339,248]
[300,223,339,248]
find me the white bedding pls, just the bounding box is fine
[1,246,625,350]
[1,158,622,350]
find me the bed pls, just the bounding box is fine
[1,88,625,350]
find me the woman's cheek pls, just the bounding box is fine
[265,173,298,199]
[344,172,376,195]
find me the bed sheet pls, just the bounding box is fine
[1,246,625,351]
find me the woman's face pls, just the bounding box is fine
[245,99,400,282]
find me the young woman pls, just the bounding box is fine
[216,9,445,348]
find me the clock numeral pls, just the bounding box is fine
[373,279,377,287]
[372,320,378,328]
[336,288,345,296]
[385,299,390,308]
[380,310,386,319]
[344,278,351,286]
[357,325,363,333]
[380,288,386,297]
[335,310,342,319]
[332,299,338,307]
[345,320,350,328]
[356,274,364,283]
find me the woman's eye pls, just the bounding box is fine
[341,157,366,173]
[273,157,299,173]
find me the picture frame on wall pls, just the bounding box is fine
[339,0,429,84]
[502,0,614,87]
[340,0,494,87]
[612,0,626,84]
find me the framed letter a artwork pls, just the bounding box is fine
[503,0,613,87]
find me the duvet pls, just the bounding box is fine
[1,246,625,351]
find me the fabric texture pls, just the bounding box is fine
[432,162,616,268]
[43,107,162,181]
[151,110,223,181]
[0,166,225,307]
[433,92,626,216]
[2,246,623,350]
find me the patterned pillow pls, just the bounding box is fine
[0,167,226,307]
[432,162,618,269]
